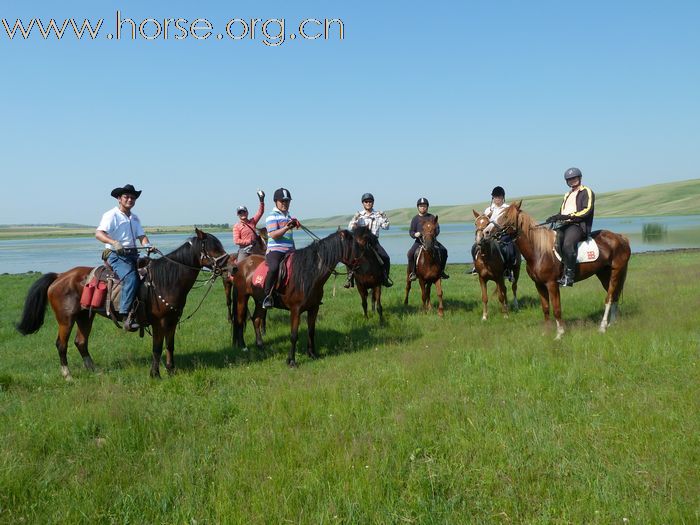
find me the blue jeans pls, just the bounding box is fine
[107,251,139,314]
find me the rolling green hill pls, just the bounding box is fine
[302,178,700,228]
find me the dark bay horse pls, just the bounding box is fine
[473,210,521,320]
[229,229,356,366]
[494,202,630,339]
[16,229,229,379]
[403,215,446,316]
[350,225,388,323]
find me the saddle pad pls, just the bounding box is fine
[251,254,294,289]
[553,238,600,263]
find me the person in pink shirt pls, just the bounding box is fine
[232,190,265,260]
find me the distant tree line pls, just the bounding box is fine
[194,223,230,230]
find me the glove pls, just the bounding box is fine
[145,244,157,255]
[546,214,565,223]
[353,212,361,221]
[380,211,387,219]
[413,232,422,238]
[288,218,300,229]
[257,189,265,202]
[112,241,125,255]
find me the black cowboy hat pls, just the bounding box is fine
[110,184,142,199]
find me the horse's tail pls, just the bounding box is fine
[16,272,58,335]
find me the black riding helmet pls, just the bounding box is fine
[361,192,374,202]
[416,197,429,207]
[491,186,505,198]
[237,205,248,215]
[273,188,292,201]
[564,167,582,180]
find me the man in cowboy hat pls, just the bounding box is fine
[95,184,154,331]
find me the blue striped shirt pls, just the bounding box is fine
[265,207,295,253]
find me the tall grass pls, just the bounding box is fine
[1,251,699,523]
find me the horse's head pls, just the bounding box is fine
[496,200,522,237]
[422,215,439,251]
[351,225,375,252]
[337,228,356,264]
[192,228,229,274]
[473,209,492,247]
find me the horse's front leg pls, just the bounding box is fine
[165,327,176,376]
[420,280,431,312]
[374,287,384,324]
[511,268,520,311]
[535,282,550,323]
[306,305,319,359]
[358,285,369,319]
[253,303,265,349]
[233,292,248,349]
[495,277,508,318]
[403,271,412,305]
[287,307,301,367]
[547,282,565,340]
[479,276,489,321]
[223,279,233,323]
[435,279,444,317]
[150,325,165,378]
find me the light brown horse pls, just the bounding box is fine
[223,227,267,324]
[229,229,356,366]
[403,215,445,316]
[350,225,388,323]
[16,229,229,379]
[493,202,630,338]
[472,210,521,320]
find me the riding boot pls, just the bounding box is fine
[383,272,393,288]
[557,266,575,287]
[440,271,450,279]
[123,310,140,332]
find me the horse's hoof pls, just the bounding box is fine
[242,347,250,352]
[150,370,161,379]
[307,352,318,360]
[287,359,297,368]
[167,368,176,376]
[598,324,608,334]
[481,316,487,322]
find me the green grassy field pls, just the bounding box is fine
[1,251,699,523]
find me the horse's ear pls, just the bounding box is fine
[195,227,205,239]
[337,226,342,232]
[434,215,439,223]
[472,209,480,218]
[513,200,522,210]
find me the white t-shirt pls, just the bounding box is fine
[97,207,145,249]
[484,202,510,224]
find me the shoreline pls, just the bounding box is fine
[2,247,698,277]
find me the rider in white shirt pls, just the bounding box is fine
[346,192,393,288]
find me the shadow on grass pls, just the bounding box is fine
[109,320,423,372]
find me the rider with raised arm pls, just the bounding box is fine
[95,184,154,331]
[233,190,265,260]
[346,192,393,288]
[407,197,449,281]
[262,188,300,309]
[545,167,595,287]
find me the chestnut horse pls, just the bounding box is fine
[494,202,630,338]
[223,227,267,324]
[403,215,446,316]
[229,229,355,366]
[16,229,229,379]
[472,210,521,320]
[350,225,388,323]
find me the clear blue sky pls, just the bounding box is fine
[1,0,698,225]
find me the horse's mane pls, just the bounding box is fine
[291,230,351,297]
[148,236,211,293]
[504,205,555,254]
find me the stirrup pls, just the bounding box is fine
[408,272,417,282]
[383,276,394,288]
[262,294,274,309]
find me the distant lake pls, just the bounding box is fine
[1,215,699,275]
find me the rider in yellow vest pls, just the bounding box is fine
[546,167,595,287]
